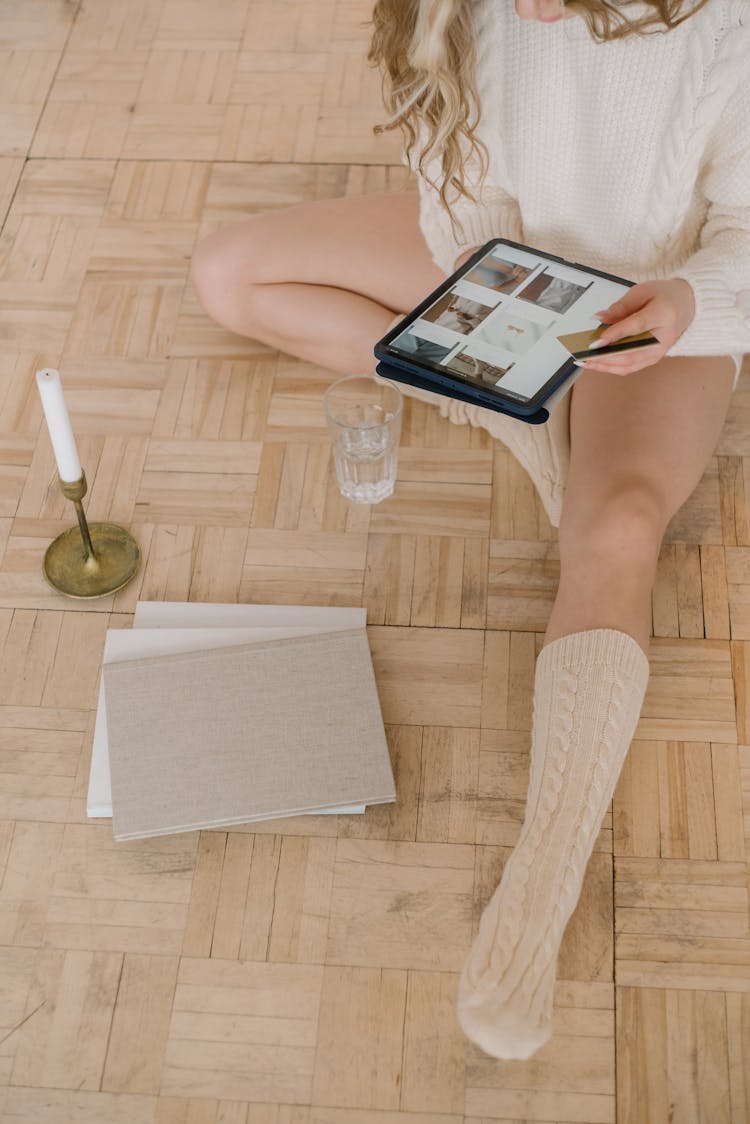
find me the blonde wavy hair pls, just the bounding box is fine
[368,0,711,217]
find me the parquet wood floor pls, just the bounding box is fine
[1,2,749,1121]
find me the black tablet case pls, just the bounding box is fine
[374,237,631,425]
[374,357,566,425]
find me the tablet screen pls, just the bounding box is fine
[384,241,634,406]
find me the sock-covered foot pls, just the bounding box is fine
[458,629,649,1059]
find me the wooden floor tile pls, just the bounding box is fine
[614,740,746,861]
[369,482,491,539]
[717,373,750,458]
[401,971,466,1115]
[490,445,553,543]
[0,1088,158,1124]
[30,102,134,161]
[326,839,474,970]
[230,834,335,964]
[616,987,744,1124]
[637,639,737,743]
[162,958,323,1102]
[615,857,749,945]
[47,824,195,956]
[241,529,368,605]
[726,546,750,638]
[701,543,732,638]
[0,946,38,1082]
[0,104,40,160]
[155,0,251,52]
[416,727,479,845]
[362,533,415,626]
[0,821,66,945]
[312,965,405,1110]
[0,0,78,51]
[664,459,723,545]
[0,79,51,158]
[48,49,148,107]
[307,1112,459,1124]
[740,745,750,863]
[368,626,484,728]
[102,954,180,1094]
[487,538,559,632]
[12,158,115,215]
[65,278,184,358]
[11,947,122,1090]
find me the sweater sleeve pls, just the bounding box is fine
[668,81,750,359]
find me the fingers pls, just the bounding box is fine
[583,279,693,376]
[590,290,664,372]
[595,282,672,349]
[596,283,655,325]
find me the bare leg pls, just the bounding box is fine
[458,352,736,1060]
[191,191,446,374]
[548,354,736,650]
[191,189,581,527]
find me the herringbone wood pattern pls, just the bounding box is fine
[0,2,749,1121]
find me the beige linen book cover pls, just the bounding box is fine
[88,601,369,818]
[103,627,395,841]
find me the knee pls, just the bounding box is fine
[191,225,254,326]
[560,480,667,574]
[190,229,233,321]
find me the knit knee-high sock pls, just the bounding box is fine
[374,315,571,527]
[458,628,649,1060]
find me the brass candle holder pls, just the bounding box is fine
[43,472,141,599]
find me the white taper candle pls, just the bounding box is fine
[35,369,82,483]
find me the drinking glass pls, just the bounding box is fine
[323,376,403,504]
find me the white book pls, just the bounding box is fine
[88,603,374,821]
[134,601,367,630]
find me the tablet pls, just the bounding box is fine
[374,238,657,423]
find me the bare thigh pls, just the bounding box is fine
[563,354,736,530]
[194,190,446,315]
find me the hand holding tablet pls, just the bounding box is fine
[374,238,669,423]
[569,278,696,374]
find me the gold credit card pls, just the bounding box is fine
[557,327,659,359]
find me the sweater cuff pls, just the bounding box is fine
[418,186,524,276]
[667,267,750,358]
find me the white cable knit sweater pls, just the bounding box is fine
[416,0,750,367]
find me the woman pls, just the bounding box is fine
[191,0,750,1059]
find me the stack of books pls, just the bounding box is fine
[87,602,396,841]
